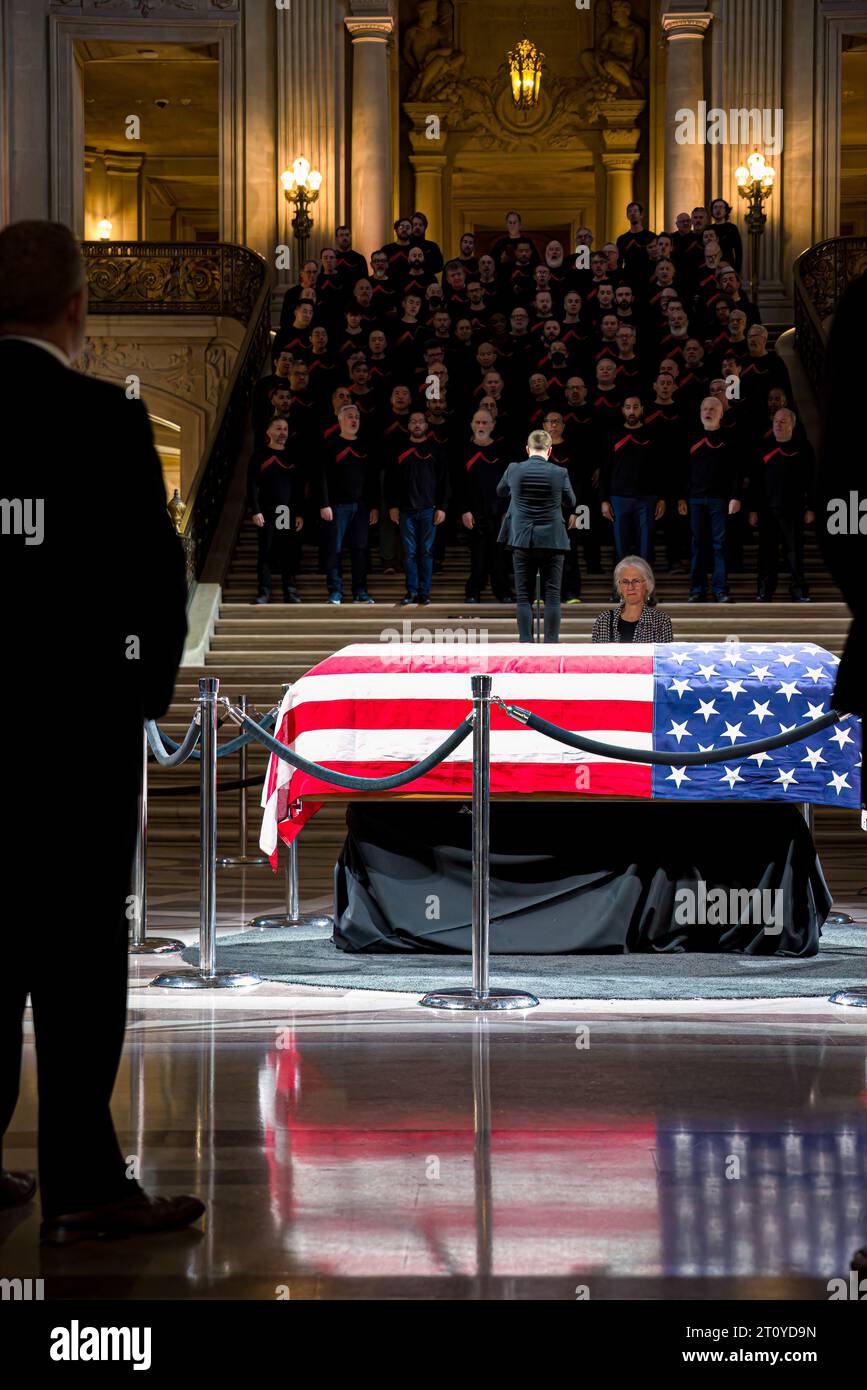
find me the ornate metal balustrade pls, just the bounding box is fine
[793,236,867,396]
[82,242,271,586]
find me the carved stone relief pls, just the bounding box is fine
[401,0,648,145]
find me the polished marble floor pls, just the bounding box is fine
[2,853,867,1300]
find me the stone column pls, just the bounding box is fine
[104,152,143,242]
[404,103,449,250]
[602,154,641,244]
[344,12,395,261]
[708,0,787,317]
[277,0,345,275]
[661,10,713,225]
[599,101,645,243]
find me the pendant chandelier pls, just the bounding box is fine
[507,17,544,113]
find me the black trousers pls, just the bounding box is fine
[2,727,143,1217]
[512,547,565,643]
[466,518,510,600]
[757,507,808,597]
[257,515,301,598]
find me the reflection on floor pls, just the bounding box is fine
[2,850,866,1300]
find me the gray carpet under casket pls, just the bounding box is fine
[183,922,867,1000]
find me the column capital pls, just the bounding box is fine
[598,99,646,129]
[602,127,642,154]
[344,15,395,44]
[660,11,713,42]
[601,152,641,174]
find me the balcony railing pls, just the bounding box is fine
[82,241,272,585]
[793,235,867,396]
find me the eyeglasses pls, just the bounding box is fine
[620,578,645,588]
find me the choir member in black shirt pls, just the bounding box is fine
[456,232,479,279]
[253,347,294,438]
[283,362,320,443]
[748,408,815,602]
[544,409,584,602]
[500,239,537,305]
[333,226,368,291]
[391,290,425,357]
[307,326,339,402]
[382,217,414,281]
[348,357,385,433]
[410,211,444,276]
[336,304,368,362]
[490,211,540,270]
[593,358,625,439]
[465,279,492,336]
[718,266,762,325]
[386,410,448,605]
[366,327,395,398]
[543,240,570,301]
[278,261,318,339]
[740,323,793,400]
[710,199,743,275]
[616,202,657,286]
[442,259,469,306]
[678,395,742,602]
[318,403,379,603]
[460,408,512,603]
[677,339,710,414]
[646,370,689,571]
[601,396,665,564]
[248,417,305,604]
[368,249,400,318]
[277,299,314,360]
[670,211,704,285]
[402,245,435,300]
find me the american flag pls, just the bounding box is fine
[259,642,862,859]
[652,642,861,807]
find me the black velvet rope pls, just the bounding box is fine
[234,711,475,790]
[147,707,278,763]
[502,705,850,766]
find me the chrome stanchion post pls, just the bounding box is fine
[152,677,261,989]
[420,674,539,1010]
[218,694,268,867]
[249,800,333,931]
[129,724,183,955]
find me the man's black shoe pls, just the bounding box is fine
[687,593,706,603]
[716,594,733,604]
[41,1192,206,1246]
[283,589,302,604]
[0,1170,36,1208]
[400,595,418,607]
[254,593,270,605]
[418,596,431,606]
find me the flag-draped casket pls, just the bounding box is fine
[259,642,862,861]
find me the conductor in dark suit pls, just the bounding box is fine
[0,222,204,1243]
[497,429,579,643]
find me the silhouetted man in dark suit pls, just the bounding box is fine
[497,429,579,642]
[0,221,204,1244]
[817,273,866,722]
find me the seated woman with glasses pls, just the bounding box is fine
[592,555,674,643]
